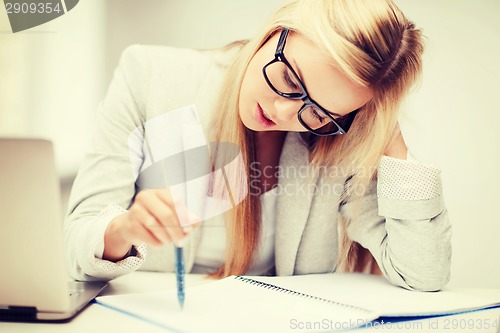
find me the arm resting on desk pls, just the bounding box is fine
[341,156,451,291]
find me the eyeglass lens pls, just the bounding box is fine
[264,60,340,135]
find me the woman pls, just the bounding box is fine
[64,0,451,291]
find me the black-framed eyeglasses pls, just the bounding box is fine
[262,28,359,136]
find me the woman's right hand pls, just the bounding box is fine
[103,189,196,261]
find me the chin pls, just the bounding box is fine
[239,109,260,131]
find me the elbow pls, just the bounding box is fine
[408,248,452,292]
[383,252,452,292]
[387,233,452,292]
[397,259,451,292]
[406,271,450,292]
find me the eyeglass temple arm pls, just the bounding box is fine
[276,28,289,57]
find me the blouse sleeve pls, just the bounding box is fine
[63,45,150,281]
[339,154,452,291]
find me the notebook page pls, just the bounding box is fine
[251,273,500,317]
[96,276,378,333]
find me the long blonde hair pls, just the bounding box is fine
[209,0,424,277]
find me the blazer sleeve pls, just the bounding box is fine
[63,45,150,281]
[339,155,452,291]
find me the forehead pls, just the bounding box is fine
[279,32,373,115]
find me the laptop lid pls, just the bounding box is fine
[0,138,105,321]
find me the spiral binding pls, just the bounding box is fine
[235,276,372,314]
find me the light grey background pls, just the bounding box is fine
[0,0,499,288]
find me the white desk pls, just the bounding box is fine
[1,272,499,333]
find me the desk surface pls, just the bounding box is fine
[1,272,499,333]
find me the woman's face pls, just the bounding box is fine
[238,31,373,133]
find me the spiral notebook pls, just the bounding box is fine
[96,273,500,333]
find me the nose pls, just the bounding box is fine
[274,97,303,122]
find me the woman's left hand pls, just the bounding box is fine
[384,123,408,159]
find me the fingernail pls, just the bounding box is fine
[188,212,201,224]
[183,226,194,233]
[176,237,187,248]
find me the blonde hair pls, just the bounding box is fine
[209,0,424,277]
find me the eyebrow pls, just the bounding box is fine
[290,58,343,118]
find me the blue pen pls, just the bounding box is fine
[174,246,185,309]
[145,131,187,310]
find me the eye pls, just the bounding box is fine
[310,108,325,124]
[281,68,299,90]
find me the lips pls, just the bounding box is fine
[255,104,276,128]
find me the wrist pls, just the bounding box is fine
[103,213,134,262]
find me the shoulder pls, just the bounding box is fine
[117,43,241,83]
[116,44,242,120]
[120,44,205,70]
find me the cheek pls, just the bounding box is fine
[243,64,264,97]
[238,67,259,120]
[242,49,274,98]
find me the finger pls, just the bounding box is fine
[143,191,188,245]
[134,191,176,243]
[133,223,167,248]
[129,204,171,245]
[157,189,202,227]
[182,221,202,234]
[156,188,175,206]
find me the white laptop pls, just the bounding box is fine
[0,138,107,322]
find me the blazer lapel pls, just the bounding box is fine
[275,132,318,275]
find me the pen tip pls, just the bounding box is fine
[179,299,184,310]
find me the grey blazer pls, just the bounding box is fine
[64,45,451,291]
